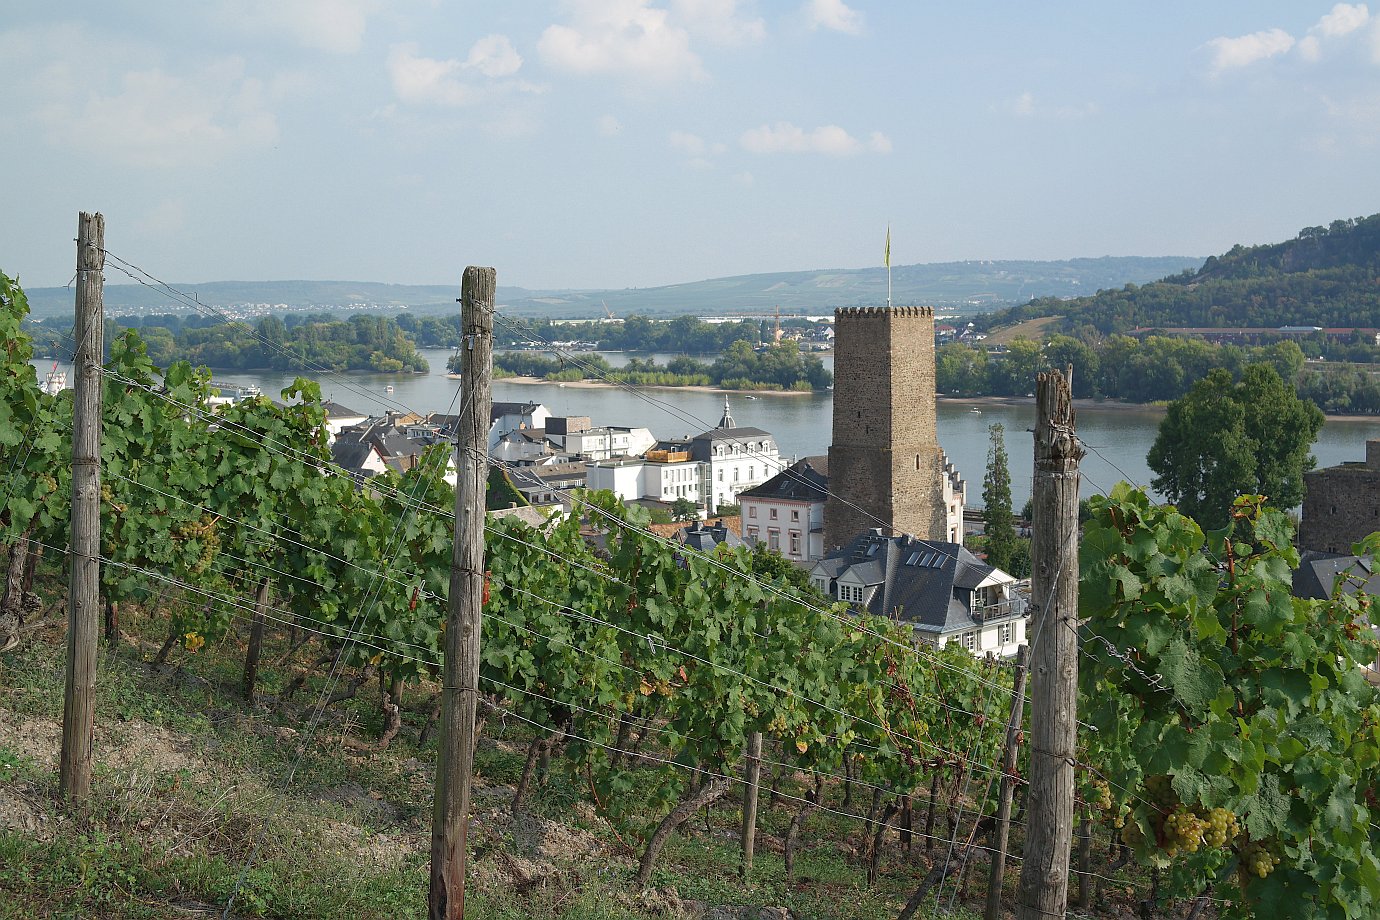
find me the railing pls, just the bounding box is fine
[972,598,1019,623]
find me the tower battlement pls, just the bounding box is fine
[834,306,934,318]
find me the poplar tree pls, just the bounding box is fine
[983,423,1019,573]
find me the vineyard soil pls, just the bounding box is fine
[0,577,1064,920]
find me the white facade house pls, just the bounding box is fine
[686,398,785,514]
[810,530,1028,658]
[563,426,656,461]
[940,451,967,544]
[484,402,551,451]
[739,456,828,564]
[321,401,368,444]
[584,453,702,506]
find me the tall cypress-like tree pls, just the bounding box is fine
[983,423,1019,573]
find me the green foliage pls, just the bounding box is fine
[481,340,832,391]
[113,313,429,373]
[981,424,1020,575]
[988,213,1380,334]
[1081,486,1380,919]
[1148,365,1324,529]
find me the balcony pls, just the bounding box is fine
[971,597,1020,623]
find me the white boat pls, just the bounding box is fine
[969,407,982,414]
[386,385,394,394]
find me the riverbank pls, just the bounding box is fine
[471,374,818,397]
[938,393,1379,422]
[939,394,1166,415]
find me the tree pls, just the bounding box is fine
[1147,365,1324,530]
[669,497,699,522]
[982,424,1019,573]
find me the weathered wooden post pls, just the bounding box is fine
[1016,369,1083,920]
[740,730,763,879]
[60,211,105,801]
[986,644,1028,920]
[428,266,494,920]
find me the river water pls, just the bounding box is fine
[36,348,1380,511]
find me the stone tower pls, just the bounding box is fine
[824,306,948,549]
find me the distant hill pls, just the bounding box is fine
[19,256,1201,320]
[985,214,1380,335]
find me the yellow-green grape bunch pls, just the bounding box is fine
[1120,818,1145,847]
[1089,779,1113,813]
[1239,840,1281,880]
[1162,806,1207,855]
[1145,774,1179,809]
[1202,807,1239,849]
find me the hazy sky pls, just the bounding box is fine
[3,1,1378,292]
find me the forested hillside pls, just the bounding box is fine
[988,214,1380,334]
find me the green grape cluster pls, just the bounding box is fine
[1162,806,1208,855]
[1239,840,1281,880]
[1203,807,1238,848]
[1085,778,1113,813]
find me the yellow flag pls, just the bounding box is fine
[884,224,891,269]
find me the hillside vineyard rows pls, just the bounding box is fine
[6,267,1380,920]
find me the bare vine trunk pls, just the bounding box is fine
[867,798,901,887]
[635,776,732,888]
[512,736,547,815]
[378,675,403,747]
[784,777,824,880]
[104,598,119,645]
[924,766,942,852]
[242,578,270,702]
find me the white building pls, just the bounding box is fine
[739,456,828,563]
[563,425,657,461]
[687,398,784,513]
[810,530,1028,658]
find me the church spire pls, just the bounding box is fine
[717,395,736,429]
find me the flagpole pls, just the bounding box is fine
[885,224,892,308]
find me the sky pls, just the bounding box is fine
[2,1,1379,292]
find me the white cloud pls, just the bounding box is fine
[388,44,474,106]
[670,130,709,156]
[388,38,536,107]
[1206,27,1296,73]
[998,91,1098,120]
[216,0,376,54]
[731,170,755,187]
[804,0,863,35]
[465,35,523,78]
[741,121,881,156]
[0,25,282,169]
[538,1,705,82]
[598,114,623,135]
[672,0,766,45]
[1314,3,1370,38]
[669,129,726,166]
[1298,35,1323,61]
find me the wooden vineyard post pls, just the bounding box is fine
[986,644,1028,920]
[428,266,494,920]
[60,211,105,801]
[740,731,763,879]
[1016,369,1083,920]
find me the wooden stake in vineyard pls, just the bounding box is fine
[429,266,494,920]
[1016,368,1083,920]
[985,644,1028,920]
[60,211,105,801]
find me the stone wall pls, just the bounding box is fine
[1299,438,1380,554]
[824,307,947,549]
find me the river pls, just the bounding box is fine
[33,347,1380,511]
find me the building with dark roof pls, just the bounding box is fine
[674,520,743,553]
[739,456,828,563]
[810,529,1027,657]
